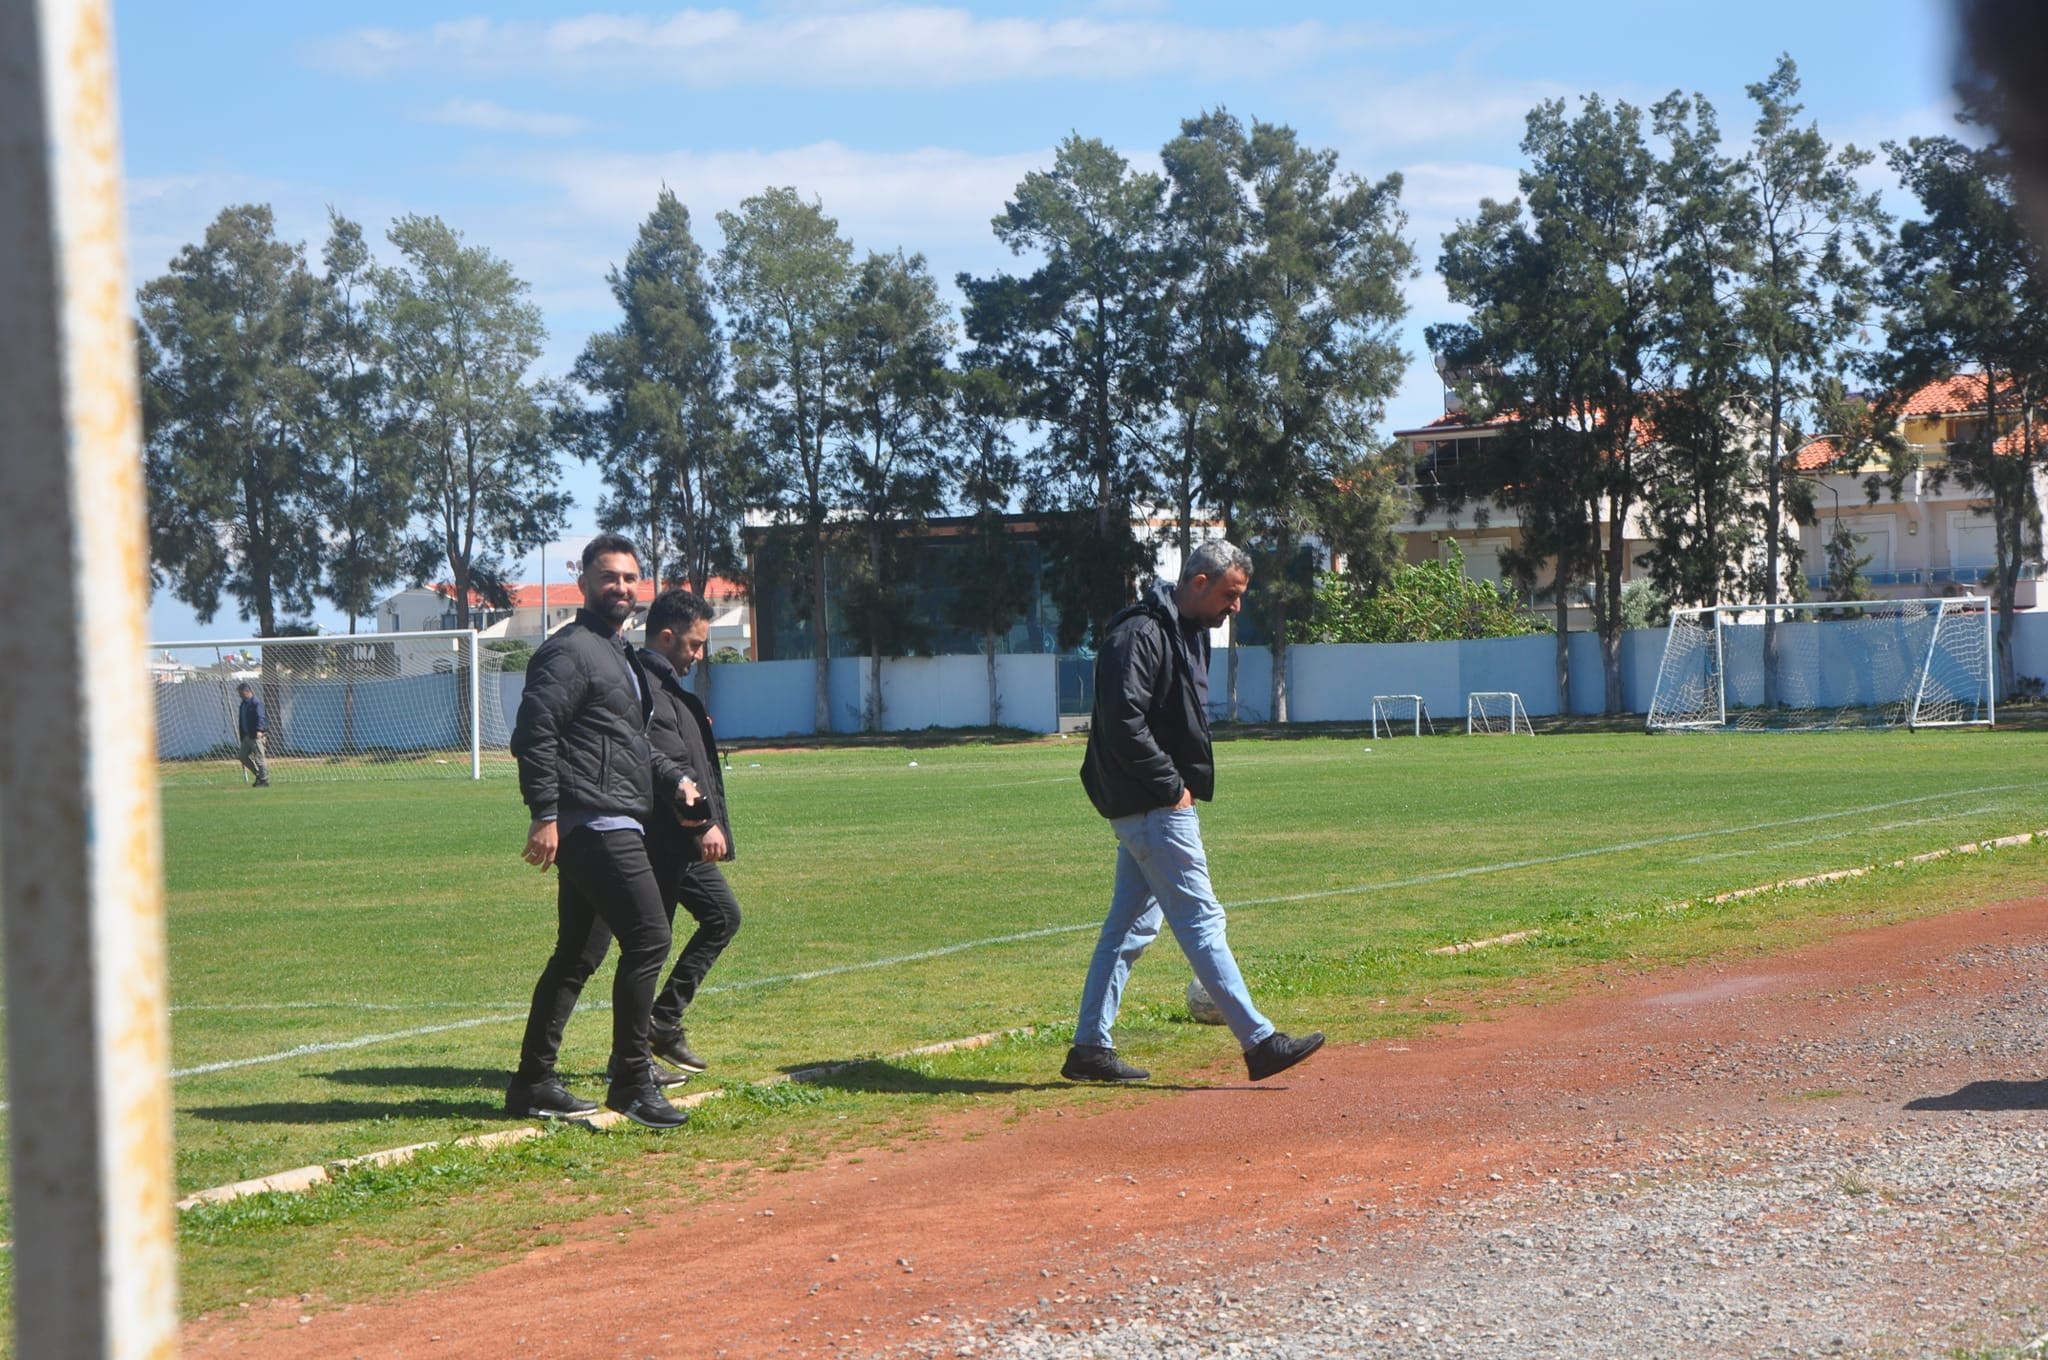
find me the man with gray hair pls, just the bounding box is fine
[1065,538,1324,1084]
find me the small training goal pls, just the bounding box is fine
[1645,597,1995,733]
[1467,691,1534,735]
[1371,694,1431,738]
[148,629,513,784]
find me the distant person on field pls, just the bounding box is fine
[1064,538,1325,1085]
[638,587,743,1077]
[235,681,268,788]
[506,532,690,1130]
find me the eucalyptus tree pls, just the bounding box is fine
[316,210,412,634]
[715,187,856,730]
[139,203,330,637]
[835,249,953,730]
[961,135,1170,649]
[1639,91,1761,611]
[1432,95,1667,714]
[1878,134,2048,692]
[1732,55,1887,605]
[569,189,739,596]
[1158,110,1256,558]
[946,366,1036,726]
[374,214,568,630]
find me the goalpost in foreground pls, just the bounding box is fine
[1646,597,1995,733]
[1467,691,1534,735]
[148,629,512,782]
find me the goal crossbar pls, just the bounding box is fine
[146,629,504,782]
[1371,694,1430,738]
[1646,597,1995,733]
[1467,691,1533,735]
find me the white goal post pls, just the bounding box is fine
[1371,694,1430,738]
[1467,691,1534,735]
[147,629,513,783]
[1646,597,1995,733]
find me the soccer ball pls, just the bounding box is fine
[1186,978,1225,1025]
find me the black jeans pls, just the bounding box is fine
[650,859,743,1030]
[515,826,671,1084]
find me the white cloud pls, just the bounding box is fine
[517,140,1057,259]
[310,6,1416,87]
[1329,74,1573,153]
[124,172,377,286]
[1396,160,1520,217]
[418,99,592,138]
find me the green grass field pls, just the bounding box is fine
[9,726,2048,1332]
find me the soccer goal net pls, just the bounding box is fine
[1371,694,1431,738]
[1646,597,1995,733]
[1467,691,1533,735]
[147,630,514,784]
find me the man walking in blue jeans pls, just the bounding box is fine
[1065,538,1324,1084]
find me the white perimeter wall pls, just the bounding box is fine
[486,613,2048,741]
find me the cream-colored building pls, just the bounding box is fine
[377,578,753,655]
[1794,374,2046,608]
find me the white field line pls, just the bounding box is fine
[1447,826,2048,955]
[132,781,2041,1092]
[1225,783,2037,910]
[173,1026,1037,1211]
[1680,808,1997,864]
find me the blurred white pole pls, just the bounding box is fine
[0,0,179,1356]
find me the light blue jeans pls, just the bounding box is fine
[1074,805,1274,1051]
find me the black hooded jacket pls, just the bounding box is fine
[1079,579,1215,819]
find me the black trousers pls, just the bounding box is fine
[650,858,743,1030]
[515,826,671,1084]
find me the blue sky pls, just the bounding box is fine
[122,1,1964,640]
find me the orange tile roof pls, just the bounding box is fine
[1392,409,1516,438]
[1899,372,2019,417]
[435,576,744,609]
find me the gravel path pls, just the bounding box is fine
[892,944,2048,1360]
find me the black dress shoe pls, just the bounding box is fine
[652,1024,708,1073]
[505,1075,599,1119]
[1060,1043,1150,1083]
[607,1058,689,1089]
[605,1083,689,1130]
[1244,1031,1324,1082]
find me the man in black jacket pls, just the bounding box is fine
[638,588,743,1076]
[1066,539,1324,1085]
[235,682,268,787]
[506,533,690,1129]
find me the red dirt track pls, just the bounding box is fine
[184,895,2048,1358]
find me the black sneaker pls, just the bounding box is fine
[505,1075,599,1119]
[606,1059,689,1089]
[1244,1031,1324,1082]
[606,1082,689,1130]
[651,1024,707,1074]
[1060,1043,1150,1083]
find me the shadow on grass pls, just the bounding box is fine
[185,1065,511,1124]
[186,1095,502,1124]
[1905,1079,2048,1111]
[320,1065,507,1090]
[780,1058,1209,1095]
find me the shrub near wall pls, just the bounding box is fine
[1295,545,1550,644]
